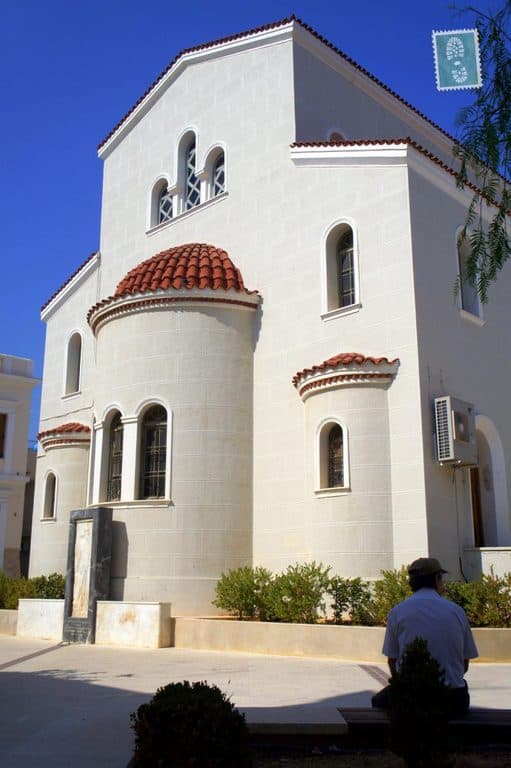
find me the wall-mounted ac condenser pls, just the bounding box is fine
[434,396,477,466]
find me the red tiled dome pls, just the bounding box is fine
[114,244,251,297]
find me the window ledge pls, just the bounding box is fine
[93,499,172,509]
[146,192,228,236]
[321,303,361,322]
[40,517,56,522]
[62,391,81,400]
[459,308,485,327]
[315,487,351,497]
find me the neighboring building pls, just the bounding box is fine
[30,17,511,614]
[0,355,38,577]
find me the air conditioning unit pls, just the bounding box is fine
[434,396,477,466]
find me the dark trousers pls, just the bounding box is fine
[371,680,470,718]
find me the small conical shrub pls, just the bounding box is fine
[388,637,451,768]
[130,680,253,767]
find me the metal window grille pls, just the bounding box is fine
[185,143,201,209]
[158,186,173,223]
[213,154,225,196]
[106,412,123,501]
[140,405,167,499]
[336,230,355,307]
[328,425,344,487]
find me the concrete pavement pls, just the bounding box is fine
[0,635,509,767]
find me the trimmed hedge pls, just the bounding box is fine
[0,572,65,609]
[213,564,511,627]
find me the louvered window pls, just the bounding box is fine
[212,153,225,196]
[106,412,123,501]
[140,405,167,499]
[328,425,344,487]
[158,185,173,223]
[336,230,355,308]
[185,142,200,210]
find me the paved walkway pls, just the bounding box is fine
[0,635,510,767]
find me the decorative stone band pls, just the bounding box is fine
[38,423,91,451]
[87,288,261,335]
[293,353,399,401]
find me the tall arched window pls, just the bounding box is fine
[212,152,225,196]
[139,405,167,499]
[457,232,481,317]
[323,222,359,316]
[328,424,344,487]
[65,333,82,394]
[185,141,201,210]
[43,472,56,519]
[158,184,173,223]
[336,229,355,308]
[106,412,123,501]
[317,420,349,491]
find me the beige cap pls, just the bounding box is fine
[408,557,447,576]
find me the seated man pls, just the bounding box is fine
[372,557,478,716]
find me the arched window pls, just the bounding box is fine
[157,184,173,224]
[43,472,56,519]
[317,421,348,491]
[106,412,123,501]
[336,229,355,308]
[185,141,200,210]
[457,232,481,317]
[212,152,225,196]
[323,222,359,316]
[139,405,167,499]
[328,424,344,487]
[65,333,82,395]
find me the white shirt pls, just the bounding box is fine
[382,588,478,688]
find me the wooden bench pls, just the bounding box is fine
[338,707,511,748]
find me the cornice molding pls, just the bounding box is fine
[41,252,100,322]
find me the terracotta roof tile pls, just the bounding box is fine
[113,243,251,296]
[37,422,91,440]
[41,252,98,313]
[98,16,456,153]
[292,353,399,387]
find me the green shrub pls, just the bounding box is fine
[31,572,66,600]
[328,576,374,624]
[372,567,411,625]
[264,562,331,624]
[213,566,273,620]
[388,637,450,767]
[0,572,65,609]
[130,680,253,767]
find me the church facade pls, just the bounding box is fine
[30,17,511,614]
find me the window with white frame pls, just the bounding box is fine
[323,222,359,316]
[43,472,57,519]
[106,411,123,502]
[65,333,82,395]
[317,420,349,491]
[185,141,201,210]
[139,405,167,499]
[457,233,482,317]
[212,152,225,196]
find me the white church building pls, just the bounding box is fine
[29,17,511,615]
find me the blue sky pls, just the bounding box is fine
[0,0,489,440]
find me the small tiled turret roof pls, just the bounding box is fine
[292,353,399,387]
[37,423,91,440]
